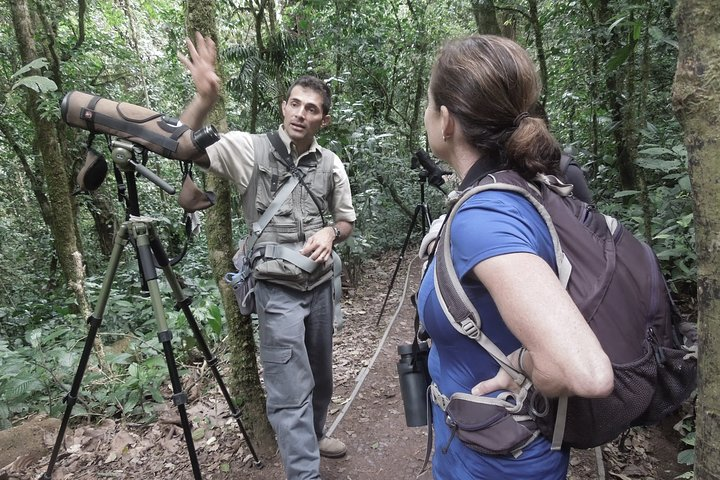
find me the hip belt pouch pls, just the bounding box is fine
[227,270,256,316]
[226,248,256,315]
[253,242,334,291]
[444,395,537,456]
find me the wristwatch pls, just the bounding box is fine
[332,225,341,241]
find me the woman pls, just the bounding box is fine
[418,35,613,479]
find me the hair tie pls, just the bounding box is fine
[513,112,530,127]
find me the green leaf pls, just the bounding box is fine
[677,448,695,465]
[608,16,627,33]
[674,472,694,480]
[607,44,634,71]
[207,309,223,335]
[633,21,642,41]
[12,76,58,93]
[124,390,140,413]
[635,158,681,172]
[26,329,42,348]
[681,431,696,447]
[639,147,675,156]
[149,387,165,403]
[107,352,134,365]
[9,377,44,396]
[679,176,692,192]
[613,190,640,198]
[10,58,50,79]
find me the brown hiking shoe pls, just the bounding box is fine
[318,436,347,458]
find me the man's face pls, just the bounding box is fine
[281,86,329,149]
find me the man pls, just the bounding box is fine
[178,32,356,480]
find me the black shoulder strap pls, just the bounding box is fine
[267,130,294,169]
[266,131,327,225]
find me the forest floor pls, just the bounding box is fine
[1,254,693,480]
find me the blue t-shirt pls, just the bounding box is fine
[418,190,569,480]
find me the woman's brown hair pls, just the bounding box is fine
[429,35,560,178]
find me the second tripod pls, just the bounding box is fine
[376,150,449,326]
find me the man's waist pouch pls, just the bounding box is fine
[250,241,334,291]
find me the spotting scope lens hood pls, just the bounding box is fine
[60,91,219,161]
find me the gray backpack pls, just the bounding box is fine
[434,170,697,450]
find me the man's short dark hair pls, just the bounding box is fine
[287,76,332,115]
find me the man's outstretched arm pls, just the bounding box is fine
[178,32,221,167]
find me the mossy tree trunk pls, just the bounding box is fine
[184,1,276,456]
[672,1,720,478]
[471,0,501,35]
[9,0,91,321]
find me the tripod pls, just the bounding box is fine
[375,170,435,326]
[42,141,261,480]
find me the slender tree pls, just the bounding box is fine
[672,1,720,478]
[184,0,276,454]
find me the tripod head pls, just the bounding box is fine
[411,149,451,194]
[110,139,176,195]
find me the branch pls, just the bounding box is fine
[495,5,531,22]
[74,0,87,50]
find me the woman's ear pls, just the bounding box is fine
[440,105,454,140]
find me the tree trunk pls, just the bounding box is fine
[471,0,501,35]
[526,0,549,109]
[672,1,720,478]
[184,1,276,455]
[9,0,92,321]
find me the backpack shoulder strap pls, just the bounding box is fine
[559,153,574,175]
[267,130,293,168]
[434,172,572,338]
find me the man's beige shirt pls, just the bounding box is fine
[204,126,356,223]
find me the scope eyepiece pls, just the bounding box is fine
[192,125,221,151]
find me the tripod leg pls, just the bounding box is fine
[41,224,130,480]
[148,231,262,467]
[376,203,423,326]
[134,224,203,480]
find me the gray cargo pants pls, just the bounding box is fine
[255,279,334,480]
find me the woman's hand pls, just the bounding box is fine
[471,348,524,396]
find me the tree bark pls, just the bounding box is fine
[9,0,92,321]
[185,0,276,455]
[672,1,720,478]
[526,0,549,108]
[471,0,501,35]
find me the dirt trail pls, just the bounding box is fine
[3,256,690,480]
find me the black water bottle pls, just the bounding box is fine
[397,341,431,427]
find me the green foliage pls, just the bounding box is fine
[0,10,701,478]
[0,322,80,428]
[9,58,58,94]
[674,412,696,479]
[592,133,696,297]
[0,250,226,428]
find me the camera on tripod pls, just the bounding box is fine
[42,93,262,480]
